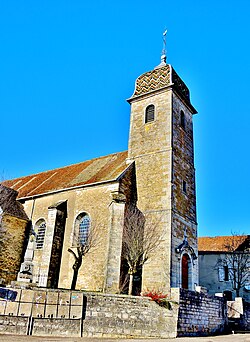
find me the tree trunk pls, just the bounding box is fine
[128,273,133,295]
[70,252,82,290]
[71,267,79,290]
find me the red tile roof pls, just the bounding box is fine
[198,235,249,252]
[3,151,129,199]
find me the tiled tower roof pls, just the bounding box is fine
[128,64,197,114]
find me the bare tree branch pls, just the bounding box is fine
[122,205,163,295]
[221,233,250,297]
[67,212,102,290]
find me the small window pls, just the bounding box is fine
[35,219,46,249]
[73,213,91,246]
[145,105,155,123]
[182,180,187,193]
[180,110,185,129]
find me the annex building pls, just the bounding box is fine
[198,235,250,302]
[2,51,198,294]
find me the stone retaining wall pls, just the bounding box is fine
[32,318,82,337]
[0,315,29,335]
[177,288,228,336]
[239,301,250,331]
[0,288,178,338]
[0,287,233,338]
[83,292,178,338]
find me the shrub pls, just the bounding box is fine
[141,289,170,309]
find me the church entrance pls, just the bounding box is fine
[181,253,190,289]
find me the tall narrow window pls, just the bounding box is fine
[73,213,90,246]
[224,266,229,281]
[145,105,155,123]
[182,180,187,194]
[180,110,185,129]
[35,219,46,249]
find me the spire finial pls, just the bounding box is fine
[154,29,167,69]
[161,29,167,63]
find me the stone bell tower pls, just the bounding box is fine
[127,36,198,291]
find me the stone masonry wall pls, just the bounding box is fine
[0,287,232,338]
[83,292,178,338]
[0,288,179,338]
[171,93,198,289]
[0,215,29,285]
[22,182,121,292]
[239,301,250,331]
[177,288,228,336]
[128,89,173,292]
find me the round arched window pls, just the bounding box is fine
[73,213,91,246]
[35,219,46,249]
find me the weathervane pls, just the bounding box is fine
[162,29,167,58]
[154,29,168,69]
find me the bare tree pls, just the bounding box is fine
[222,233,250,297]
[68,214,101,290]
[122,206,163,295]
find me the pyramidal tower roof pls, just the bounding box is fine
[128,30,197,114]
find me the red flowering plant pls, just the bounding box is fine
[141,289,170,309]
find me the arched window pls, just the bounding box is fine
[73,213,91,246]
[180,110,185,129]
[145,105,155,123]
[35,219,46,249]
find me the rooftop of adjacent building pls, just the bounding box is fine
[0,184,29,220]
[198,235,250,253]
[2,151,129,199]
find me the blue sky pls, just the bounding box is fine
[0,1,249,237]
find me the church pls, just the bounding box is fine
[2,45,199,294]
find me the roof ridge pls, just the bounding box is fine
[199,235,249,238]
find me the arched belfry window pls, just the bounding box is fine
[35,219,46,249]
[145,105,155,123]
[180,110,185,129]
[73,213,91,246]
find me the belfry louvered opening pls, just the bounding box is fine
[145,104,155,123]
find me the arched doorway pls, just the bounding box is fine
[182,253,190,289]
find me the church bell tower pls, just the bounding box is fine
[127,34,198,291]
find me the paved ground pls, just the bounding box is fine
[0,333,249,342]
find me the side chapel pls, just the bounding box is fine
[3,43,198,294]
